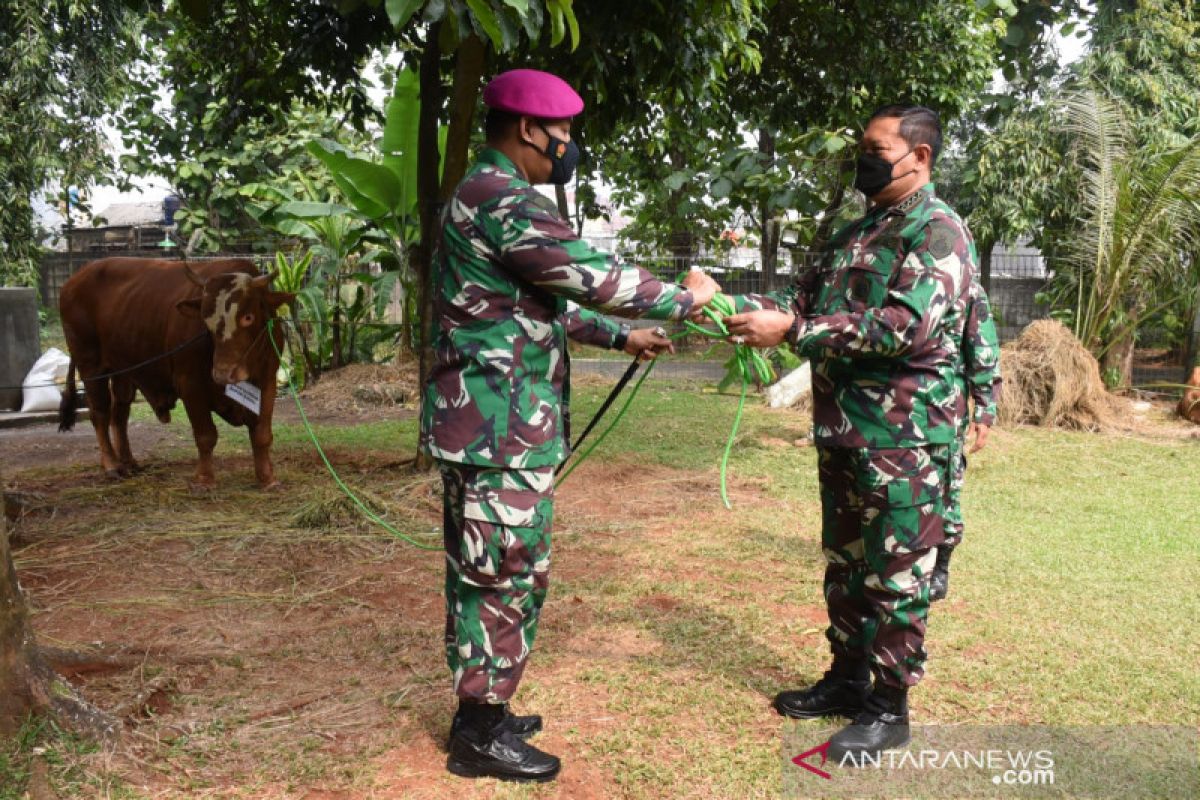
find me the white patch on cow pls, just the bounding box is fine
[204,273,252,341]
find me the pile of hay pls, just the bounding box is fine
[299,361,418,413]
[998,319,1121,431]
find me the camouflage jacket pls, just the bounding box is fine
[736,184,978,449]
[420,148,694,469]
[962,278,1001,427]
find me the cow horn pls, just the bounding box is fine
[251,269,279,288]
[183,263,206,287]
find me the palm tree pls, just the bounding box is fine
[1056,88,1200,385]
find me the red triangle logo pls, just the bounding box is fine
[792,740,833,780]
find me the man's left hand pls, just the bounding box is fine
[624,327,674,361]
[968,422,991,453]
[724,310,796,348]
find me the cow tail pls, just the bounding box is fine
[58,360,78,432]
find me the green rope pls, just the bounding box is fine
[557,292,773,509]
[719,373,750,510]
[555,357,659,487]
[267,319,441,551]
[271,289,769,519]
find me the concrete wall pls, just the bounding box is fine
[0,288,40,410]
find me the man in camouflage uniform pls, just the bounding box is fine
[931,280,1001,601]
[421,68,717,783]
[725,105,977,761]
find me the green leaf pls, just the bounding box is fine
[465,0,504,49]
[547,0,565,46]
[382,68,420,218]
[710,177,733,199]
[560,0,580,50]
[500,0,528,13]
[664,170,691,192]
[385,0,424,29]
[824,136,846,154]
[306,140,398,218]
[276,201,354,219]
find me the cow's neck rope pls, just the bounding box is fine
[75,331,210,385]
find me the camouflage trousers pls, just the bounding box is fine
[817,445,952,689]
[944,434,967,547]
[438,461,555,704]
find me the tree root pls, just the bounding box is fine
[41,643,227,678]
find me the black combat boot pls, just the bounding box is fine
[827,682,911,764]
[446,701,560,782]
[773,657,871,719]
[929,544,955,602]
[447,700,543,745]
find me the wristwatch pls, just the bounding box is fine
[786,314,807,347]
[613,322,631,351]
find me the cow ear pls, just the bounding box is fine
[266,291,295,310]
[176,298,202,318]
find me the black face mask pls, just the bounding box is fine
[535,122,580,185]
[853,148,914,198]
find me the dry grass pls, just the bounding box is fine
[998,319,1124,431]
[300,361,419,415]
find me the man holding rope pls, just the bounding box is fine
[420,68,717,783]
[723,105,978,761]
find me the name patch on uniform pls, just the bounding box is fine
[225,381,262,415]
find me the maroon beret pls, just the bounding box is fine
[482,68,584,118]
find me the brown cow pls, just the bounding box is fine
[58,258,293,489]
[1179,366,1200,424]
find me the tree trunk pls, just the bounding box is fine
[978,237,994,294]
[439,35,486,200]
[412,24,445,470]
[665,146,697,268]
[1,468,116,738]
[811,164,849,254]
[1102,306,1138,388]
[554,184,570,221]
[0,485,39,733]
[757,128,779,293]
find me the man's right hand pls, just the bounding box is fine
[682,268,720,311]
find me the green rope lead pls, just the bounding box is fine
[559,291,772,510]
[266,319,441,551]
[555,357,659,487]
[719,372,749,510]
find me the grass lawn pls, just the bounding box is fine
[2,377,1198,799]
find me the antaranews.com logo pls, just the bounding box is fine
[792,738,1055,784]
[782,725,1198,799]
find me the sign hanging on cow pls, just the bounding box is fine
[224,381,262,415]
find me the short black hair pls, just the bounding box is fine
[485,108,521,142]
[868,104,942,165]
